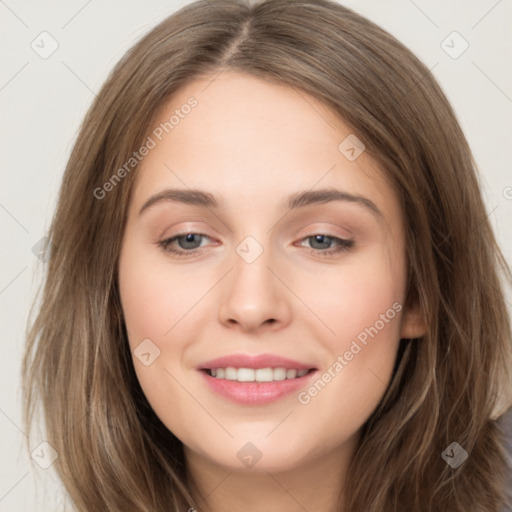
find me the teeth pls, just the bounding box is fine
[225,367,237,380]
[208,367,312,382]
[273,368,287,381]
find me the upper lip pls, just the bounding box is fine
[198,353,317,370]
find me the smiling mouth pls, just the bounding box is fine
[201,367,316,382]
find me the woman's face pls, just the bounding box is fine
[118,71,424,473]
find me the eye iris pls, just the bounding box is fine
[311,235,331,250]
[179,233,202,249]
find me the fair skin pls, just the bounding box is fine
[118,71,425,512]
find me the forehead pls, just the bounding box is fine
[130,71,401,227]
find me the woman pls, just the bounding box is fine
[23,0,512,510]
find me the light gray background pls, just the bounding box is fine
[1,0,511,510]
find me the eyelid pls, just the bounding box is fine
[294,222,354,240]
[157,220,213,239]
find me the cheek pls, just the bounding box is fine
[118,243,203,433]
[294,249,404,413]
[118,240,220,415]
[297,247,404,347]
[311,270,403,427]
[119,244,201,347]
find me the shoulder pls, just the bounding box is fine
[500,406,512,512]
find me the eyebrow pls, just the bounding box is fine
[138,187,382,218]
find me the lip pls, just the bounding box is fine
[199,369,318,405]
[198,353,316,371]
[197,353,318,405]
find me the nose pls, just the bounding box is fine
[217,242,292,333]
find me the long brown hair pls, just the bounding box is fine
[22,0,512,510]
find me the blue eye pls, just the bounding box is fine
[299,234,354,256]
[158,233,210,256]
[158,233,354,258]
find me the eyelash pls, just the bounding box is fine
[158,232,354,258]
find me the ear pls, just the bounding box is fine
[400,302,426,339]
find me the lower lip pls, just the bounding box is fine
[199,370,317,405]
